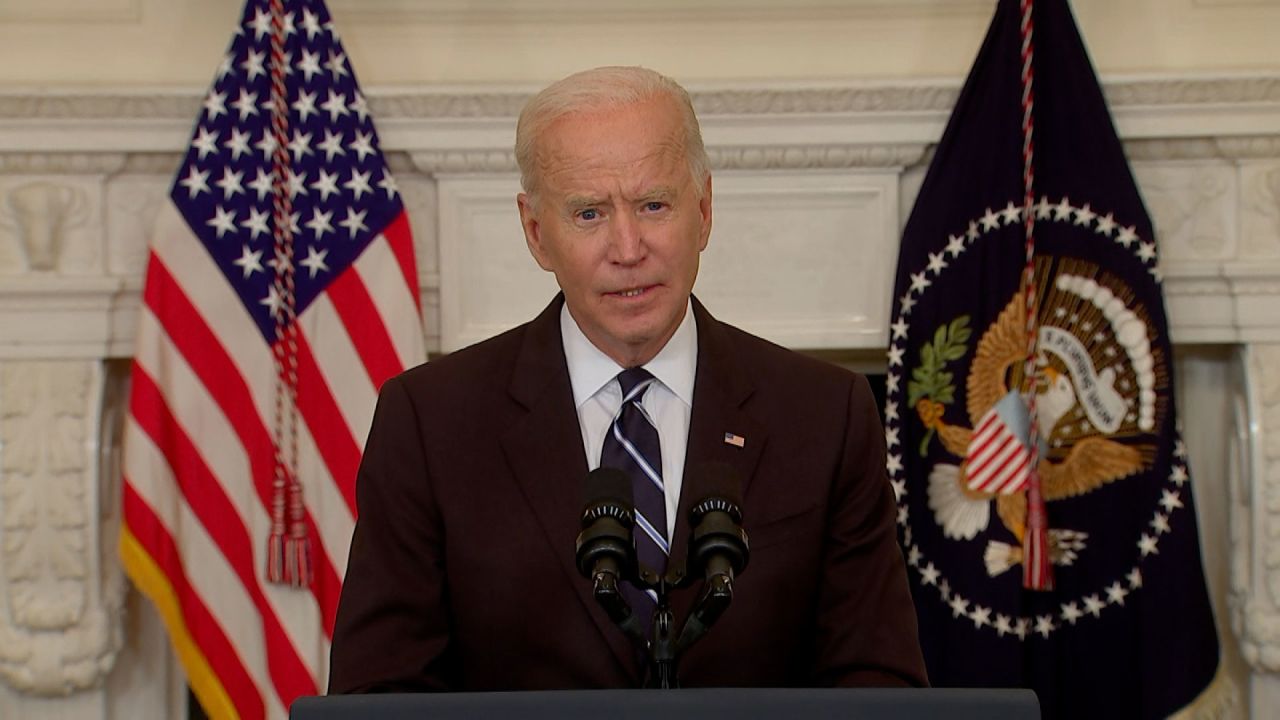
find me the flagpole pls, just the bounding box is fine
[1019,0,1053,591]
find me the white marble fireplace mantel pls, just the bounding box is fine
[0,74,1278,718]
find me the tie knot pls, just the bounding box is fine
[617,367,654,398]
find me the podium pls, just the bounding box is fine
[291,688,1039,719]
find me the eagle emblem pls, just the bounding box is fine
[913,260,1161,577]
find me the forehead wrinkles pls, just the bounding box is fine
[533,119,689,198]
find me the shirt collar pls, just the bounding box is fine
[561,299,697,408]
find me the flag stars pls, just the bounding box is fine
[885,425,900,449]
[896,505,909,526]
[255,130,279,161]
[907,545,922,567]
[1034,196,1054,219]
[348,130,376,163]
[241,48,266,80]
[1169,464,1189,486]
[326,50,350,80]
[1073,203,1097,227]
[899,293,917,315]
[248,168,273,201]
[969,605,992,629]
[224,127,252,160]
[1053,197,1074,221]
[203,90,227,120]
[233,245,264,278]
[268,248,293,274]
[926,251,948,275]
[994,614,1013,637]
[289,131,314,162]
[260,283,285,319]
[296,48,323,83]
[1175,439,1188,459]
[191,126,220,160]
[241,207,270,240]
[179,166,210,198]
[908,271,931,294]
[1106,582,1129,606]
[301,8,323,40]
[286,169,308,200]
[1014,617,1030,640]
[1160,489,1184,513]
[1083,594,1105,617]
[321,90,350,123]
[966,220,980,242]
[999,201,1022,225]
[377,170,400,199]
[1128,568,1144,589]
[948,595,969,619]
[1117,225,1139,247]
[293,90,319,122]
[207,205,238,238]
[311,169,341,201]
[945,233,966,257]
[885,401,899,422]
[886,453,903,475]
[1060,602,1083,625]
[215,167,244,200]
[300,246,330,278]
[306,208,335,241]
[247,7,272,40]
[339,208,369,238]
[886,373,900,394]
[1137,241,1157,263]
[891,477,906,500]
[316,129,346,163]
[1034,615,1055,638]
[919,562,940,586]
[979,207,1001,231]
[1095,212,1117,236]
[890,317,909,341]
[1138,533,1160,557]
[887,345,905,367]
[350,91,370,122]
[344,168,373,200]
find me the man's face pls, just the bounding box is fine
[517,96,712,368]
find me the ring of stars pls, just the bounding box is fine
[887,196,1188,639]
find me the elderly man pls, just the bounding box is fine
[328,66,926,691]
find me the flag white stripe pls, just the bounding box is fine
[353,232,424,381]
[124,419,289,720]
[300,290,378,453]
[133,311,323,681]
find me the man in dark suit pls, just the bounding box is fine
[328,66,927,691]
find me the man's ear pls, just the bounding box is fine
[517,193,554,271]
[697,175,713,252]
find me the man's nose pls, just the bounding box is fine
[608,212,645,265]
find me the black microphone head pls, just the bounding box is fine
[686,462,743,524]
[582,466,634,527]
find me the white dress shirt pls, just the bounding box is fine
[560,301,697,539]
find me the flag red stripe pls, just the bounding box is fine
[122,484,267,720]
[976,439,1027,493]
[143,254,343,630]
[968,431,1016,479]
[382,211,420,311]
[130,367,318,703]
[292,331,361,515]
[326,266,404,389]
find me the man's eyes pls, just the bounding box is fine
[644,201,666,212]
[577,208,600,221]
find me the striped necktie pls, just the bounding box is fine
[600,368,668,613]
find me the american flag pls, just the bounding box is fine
[119,1,423,717]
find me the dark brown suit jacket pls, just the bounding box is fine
[328,295,927,691]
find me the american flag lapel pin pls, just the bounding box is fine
[724,432,746,448]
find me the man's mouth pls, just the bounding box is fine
[610,285,653,298]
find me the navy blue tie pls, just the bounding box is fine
[600,368,668,615]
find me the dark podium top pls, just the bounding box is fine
[293,688,1039,720]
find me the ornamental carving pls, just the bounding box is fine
[1133,164,1234,259]
[1241,164,1280,258]
[0,361,123,694]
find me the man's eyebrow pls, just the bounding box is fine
[563,195,605,210]
[636,187,677,202]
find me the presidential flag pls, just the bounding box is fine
[887,1,1220,717]
[120,1,424,717]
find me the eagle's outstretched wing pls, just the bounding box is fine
[1040,436,1145,501]
[967,293,1026,427]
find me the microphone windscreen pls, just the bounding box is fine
[583,466,634,511]
[686,462,743,506]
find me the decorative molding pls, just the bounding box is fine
[0,360,123,695]
[2,76,1277,123]
[0,154,127,175]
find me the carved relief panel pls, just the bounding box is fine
[0,360,123,695]
[0,177,104,276]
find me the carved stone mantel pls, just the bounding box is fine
[0,76,1277,718]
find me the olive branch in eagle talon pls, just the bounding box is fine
[907,316,972,457]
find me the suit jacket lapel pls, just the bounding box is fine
[669,298,767,622]
[499,295,641,682]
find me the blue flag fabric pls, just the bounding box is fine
[886,1,1219,717]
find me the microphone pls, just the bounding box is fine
[574,467,644,641]
[678,462,749,652]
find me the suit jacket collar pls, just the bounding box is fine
[500,294,768,680]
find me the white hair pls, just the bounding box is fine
[515,66,710,202]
